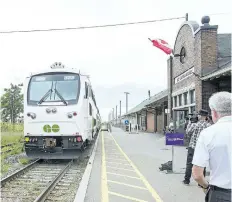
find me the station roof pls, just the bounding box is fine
[124,89,168,116]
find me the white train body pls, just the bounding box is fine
[24,62,101,159]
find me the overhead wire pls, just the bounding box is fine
[0,12,230,34]
[0,16,185,34]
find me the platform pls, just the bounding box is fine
[83,127,207,202]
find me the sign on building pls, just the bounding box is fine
[174,67,194,84]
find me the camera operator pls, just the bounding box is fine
[182,109,212,185]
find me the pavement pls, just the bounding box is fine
[84,127,208,202]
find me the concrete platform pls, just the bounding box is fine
[84,127,208,202]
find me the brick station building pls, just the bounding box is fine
[167,16,231,128]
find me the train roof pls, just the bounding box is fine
[27,62,89,78]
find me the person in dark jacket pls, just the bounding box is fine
[182,109,212,185]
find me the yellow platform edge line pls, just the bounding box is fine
[110,134,163,202]
[106,165,136,172]
[101,132,109,202]
[105,158,128,162]
[109,191,148,202]
[106,161,132,166]
[106,172,141,179]
[108,180,148,190]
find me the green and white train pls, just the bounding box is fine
[24,62,101,159]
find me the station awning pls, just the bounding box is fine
[201,65,231,81]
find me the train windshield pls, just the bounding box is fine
[28,73,80,105]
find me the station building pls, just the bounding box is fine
[123,90,168,133]
[167,16,231,128]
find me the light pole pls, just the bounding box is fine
[119,100,121,127]
[112,108,114,125]
[124,92,130,114]
[116,105,117,126]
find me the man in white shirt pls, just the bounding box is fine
[192,91,231,202]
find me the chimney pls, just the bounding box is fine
[195,16,218,76]
[148,90,151,99]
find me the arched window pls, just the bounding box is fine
[180,47,186,64]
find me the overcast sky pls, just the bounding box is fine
[0,0,231,121]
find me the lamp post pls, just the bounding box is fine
[116,105,117,126]
[124,92,130,114]
[119,100,121,128]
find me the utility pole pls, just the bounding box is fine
[124,92,130,114]
[112,108,114,125]
[119,100,121,127]
[185,13,188,21]
[116,105,117,126]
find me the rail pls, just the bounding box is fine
[0,158,41,186]
[33,159,74,202]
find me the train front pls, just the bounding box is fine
[24,69,84,159]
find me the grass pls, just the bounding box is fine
[19,157,29,165]
[1,123,26,175]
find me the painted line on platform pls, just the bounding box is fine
[73,133,100,202]
[105,158,128,162]
[101,132,109,202]
[109,191,148,202]
[110,133,163,202]
[108,180,148,190]
[107,172,140,179]
[106,166,135,172]
[106,161,131,166]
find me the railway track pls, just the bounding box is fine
[0,135,97,202]
[0,157,88,202]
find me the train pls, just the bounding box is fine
[23,62,101,159]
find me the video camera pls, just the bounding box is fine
[190,116,198,123]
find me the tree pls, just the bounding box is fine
[1,83,23,123]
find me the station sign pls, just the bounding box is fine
[124,120,129,125]
[165,133,184,146]
[174,67,194,84]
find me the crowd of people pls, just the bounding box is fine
[183,92,231,202]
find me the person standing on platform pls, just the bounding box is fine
[182,109,211,185]
[192,92,231,202]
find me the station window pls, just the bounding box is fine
[178,94,182,106]
[190,89,195,104]
[174,96,177,107]
[183,92,188,105]
[190,106,196,114]
[141,116,146,126]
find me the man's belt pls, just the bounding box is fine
[210,185,231,193]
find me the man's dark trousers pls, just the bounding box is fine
[184,147,206,182]
[205,187,231,202]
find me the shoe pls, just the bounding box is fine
[182,179,190,185]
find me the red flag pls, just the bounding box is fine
[149,38,172,55]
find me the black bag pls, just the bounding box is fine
[159,161,172,171]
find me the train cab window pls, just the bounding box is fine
[89,103,92,116]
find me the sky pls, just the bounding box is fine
[0,0,231,121]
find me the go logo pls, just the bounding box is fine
[43,124,60,133]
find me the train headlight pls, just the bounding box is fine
[27,112,36,119]
[52,108,57,113]
[25,137,29,142]
[30,113,36,119]
[67,113,73,118]
[46,108,51,113]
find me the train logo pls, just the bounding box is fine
[43,124,60,133]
